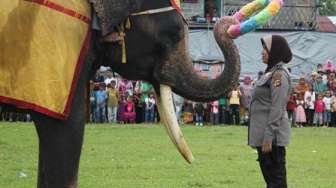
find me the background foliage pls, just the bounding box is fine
[319,0,336,16]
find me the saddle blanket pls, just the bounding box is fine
[0,0,91,120]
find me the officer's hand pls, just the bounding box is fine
[262,141,272,153]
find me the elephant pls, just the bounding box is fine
[1,0,240,187]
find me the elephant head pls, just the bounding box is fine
[97,0,241,163]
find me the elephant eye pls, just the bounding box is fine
[162,25,183,44]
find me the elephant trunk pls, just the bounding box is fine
[156,17,241,102]
[153,17,240,163]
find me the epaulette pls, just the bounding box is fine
[271,63,291,88]
[272,72,282,87]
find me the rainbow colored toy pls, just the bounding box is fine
[227,0,283,38]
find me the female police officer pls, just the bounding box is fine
[248,35,292,188]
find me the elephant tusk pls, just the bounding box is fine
[155,84,194,164]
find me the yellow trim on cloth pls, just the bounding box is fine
[0,0,91,119]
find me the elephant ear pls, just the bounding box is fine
[89,0,134,36]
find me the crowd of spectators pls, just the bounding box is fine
[288,60,336,127]
[0,107,31,122]
[2,60,336,128]
[79,60,336,127]
[88,68,254,126]
[90,70,159,124]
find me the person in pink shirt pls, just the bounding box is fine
[287,90,297,127]
[123,97,136,123]
[240,76,253,125]
[117,96,127,123]
[118,79,127,97]
[313,94,325,127]
[323,59,334,73]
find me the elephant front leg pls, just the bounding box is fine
[32,85,86,188]
[33,117,84,188]
[30,34,93,188]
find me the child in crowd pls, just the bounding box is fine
[90,82,99,123]
[314,94,325,127]
[107,81,119,123]
[118,79,127,97]
[323,91,332,127]
[123,97,136,123]
[144,93,156,123]
[287,91,297,127]
[304,86,315,126]
[295,95,306,127]
[94,83,108,123]
[117,96,127,124]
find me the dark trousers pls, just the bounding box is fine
[257,146,287,188]
[331,111,336,127]
[287,110,295,127]
[135,105,143,123]
[305,109,314,126]
[219,106,226,124]
[230,104,240,125]
[210,113,219,125]
[219,106,230,124]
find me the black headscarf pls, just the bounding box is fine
[261,35,293,73]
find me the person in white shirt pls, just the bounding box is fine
[104,71,118,88]
[304,87,315,126]
[144,94,156,123]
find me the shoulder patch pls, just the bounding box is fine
[272,72,282,87]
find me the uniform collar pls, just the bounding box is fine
[270,62,286,72]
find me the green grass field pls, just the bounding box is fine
[0,123,335,188]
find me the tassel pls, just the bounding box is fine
[121,39,127,64]
[118,18,132,64]
[117,23,127,64]
[125,18,131,29]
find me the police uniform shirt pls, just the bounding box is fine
[248,63,291,147]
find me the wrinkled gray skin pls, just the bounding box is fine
[5,0,240,187]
